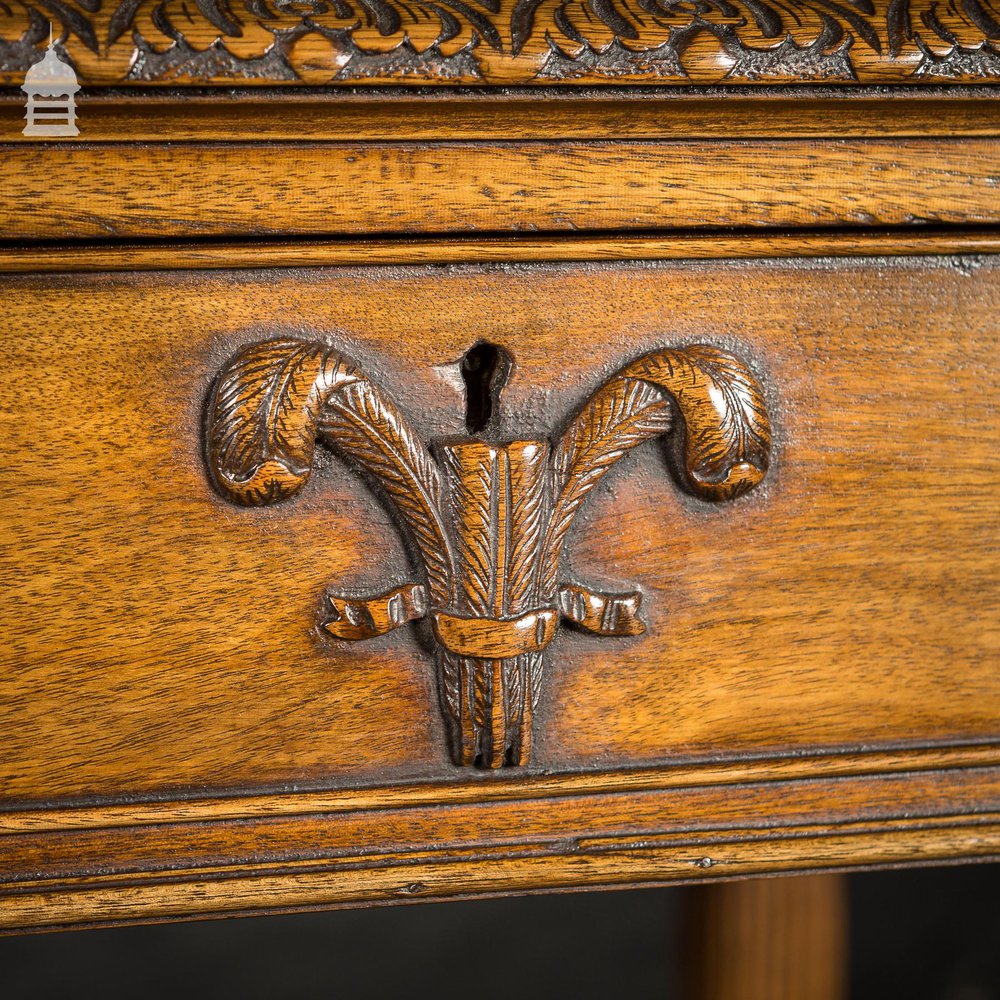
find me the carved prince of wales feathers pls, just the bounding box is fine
[207,339,771,767]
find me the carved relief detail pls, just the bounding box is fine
[1,0,997,85]
[206,337,771,767]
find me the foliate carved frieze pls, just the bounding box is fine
[0,0,997,85]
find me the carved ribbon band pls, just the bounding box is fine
[323,583,645,650]
[433,609,558,659]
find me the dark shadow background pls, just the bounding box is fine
[1,863,997,999]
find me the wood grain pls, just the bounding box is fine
[3,821,995,935]
[3,139,1000,240]
[685,875,848,1000]
[5,744,999,835]
[2,231,1000,274]
[203,337,771,767]
[3,93,1000,143]
[1,256,998,803]
[4,763,995,883]
[0,760,997,931]
[1,251,998,928]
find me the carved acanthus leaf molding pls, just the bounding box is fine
[206,337,772,768]
[0,0,997,85]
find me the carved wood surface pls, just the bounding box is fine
[2,249,997,928]
[0,0,998,86]
[206,338,770,767]
[2,256,997,798]
[436,440,550,766]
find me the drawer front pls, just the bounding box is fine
[1,252,998,927]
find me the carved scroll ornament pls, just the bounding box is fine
[1,0,998,86]
[206,338,771,768]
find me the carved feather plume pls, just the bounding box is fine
[208,338,362,505]
[206,335,773,771]
[503,656,523,728]
[622,345,772,500]
[318,378,454,606]
[541,345,771,593]
[208,338,454,605]
[507,441,550,610]
[541,375,672,594]
[438,651,464,721]
[439,446,495,615]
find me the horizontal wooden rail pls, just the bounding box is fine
[3,138,1000,240]
[1,751,997,931]
[1,230,999,273]
[2,93,999,143]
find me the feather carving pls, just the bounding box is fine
[438,650,464,719]
[439,445,496,615]
[207,336,772,770]
[542,375,672,594]
[208,338,362,506]
[208,338,454,605]
[507,441,550,610]
[542,345,771,593]
[622,345,772,501]
[318,377,454,606]
[503,656,523,725]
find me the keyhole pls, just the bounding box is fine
[461,342,512,435]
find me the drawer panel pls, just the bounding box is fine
[1,255,997,804]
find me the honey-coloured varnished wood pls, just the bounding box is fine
[2,257,997,797]
[0,0,998,86]
[2,231,1000,274]
[685,875,849,1000]
[0,752,997,932]
[0,253,998,929]
[210,341,768,766]
[0,0,997,934]
[4,138,1000,240]
[3,92,1000,144]
[207,339,770,766]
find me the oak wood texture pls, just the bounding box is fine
[3,138,1000,240]
[3,92,1000,143]
[685,875,848,1000]
[2,231,1000,274]
[0,743,994,835]
[0,0,999,87]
